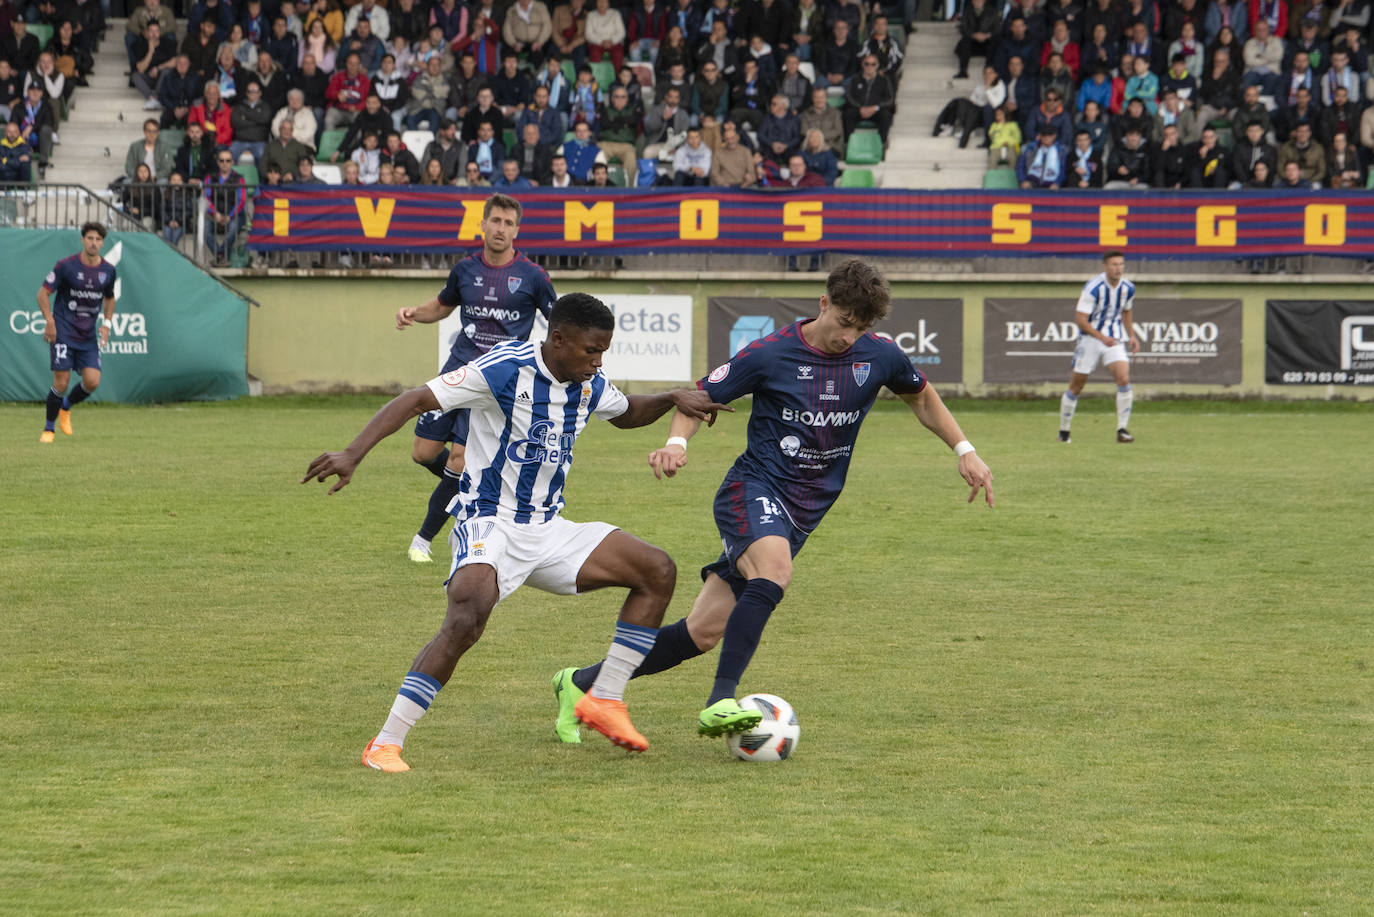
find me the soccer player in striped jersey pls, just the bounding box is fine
[553,260,995,741]
[1058,251,1140,444]
[394,193,556,564]
[304,293,731,771]
[36,222,116,443]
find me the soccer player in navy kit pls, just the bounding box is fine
[36,222,117,444]
[553,260,995,741]
[394,193,556,563]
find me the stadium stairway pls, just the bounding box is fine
[54,18,146,191]
[881,21,986,189]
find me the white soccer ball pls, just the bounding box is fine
[726,693,800,762]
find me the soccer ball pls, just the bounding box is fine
[726,693,800,762]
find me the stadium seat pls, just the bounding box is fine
[402,130,434,155]
[233,163,259,188]
[606,163,627,187]
[1212,125,1234,150]
[845,131,883,165]
[836,167,874,187]
[629,63,654,86]
[561,59,577,86]
[589,60,615,90]
[798,62,816,83]
[564,130,576,143]
[28,23,53,48]
[316,129,347,161]
[1367,169,1374,189]
[827,92,845,108]
[983,168,1019,189]
[312,162,342,184]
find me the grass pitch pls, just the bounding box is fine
[2,395,1371,916]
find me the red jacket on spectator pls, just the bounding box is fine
[1248,0,1287,40]
[189,99,234,143]
[326,70,371,112]
[1109,74,1127,114]
[628,1,669,45]
[453,16,501,74]
[1041,41,1080,79]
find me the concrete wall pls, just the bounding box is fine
[233,273,1374,400]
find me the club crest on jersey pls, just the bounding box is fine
[852,362,871,386]
[708,363,730,383]
[507,277,523,294]
[580,385,592,408]
[97,272,109,285]
[441,367,467,386]
[797,365,814,380]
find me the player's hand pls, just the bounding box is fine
[301,450,358,495]
[1129,335,1141,354]
[648,444,688,479]
[1100,334,1117,347]
[396,306,417,329]
[99,325,110,345]
[669,389,733,426]
[43,323,57,343]
[959,452,994,508]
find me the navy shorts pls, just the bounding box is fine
[702,470,809,596]
[414,407,470,445]
[50,339,101,373]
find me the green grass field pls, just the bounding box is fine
[2,395,1371,915]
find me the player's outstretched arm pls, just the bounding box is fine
[302,385,442,494]
[901,384,995,508]
[609,388,732,430]
[648,410,705,480]
[396,296,457,329]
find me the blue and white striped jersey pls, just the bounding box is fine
[1076,272,1136,341]
[424,340,630,524]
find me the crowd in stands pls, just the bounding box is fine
[938,0,1374,189]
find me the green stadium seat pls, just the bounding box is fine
[316,129,347,161]
[561,59,578,86]
[502,128,516,151]
[564,130,576,143]
[589,60,615,91]
[827,92,845,108]
[1212,125,1234,150]
[160,127,185,155]
[606,163,627,187]
[983,168,1019,189]
[845,131,883,165]
[836,167,874,187]
[1367,169,1374,189]
[28,23,53,48]
[233,163,259,188]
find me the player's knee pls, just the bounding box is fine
[445,450,466,474]
[437,601,489,654]
[637,549,677,597]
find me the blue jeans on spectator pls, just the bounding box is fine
[230,141,266,168]
[164,221,185,246]
[629,39,657,65]
[1242,71,1281,96]
[407,109,441,130]
[204,212,242,260]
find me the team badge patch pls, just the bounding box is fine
[97,272,109,285]
[852,362,871,386]
[508,277,523,294]
[441,367,467,386]
[708,363,731,383]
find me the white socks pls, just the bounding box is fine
[1059,390,1077,433]
[1116,385,1133,430]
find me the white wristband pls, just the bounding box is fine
[666,436,688,451]
[954,440,976,457]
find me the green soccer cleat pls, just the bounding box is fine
[551,667,584,744]
[697,698,764,737]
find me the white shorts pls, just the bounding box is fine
[1072,336,1129,375]
[446,515,619,603]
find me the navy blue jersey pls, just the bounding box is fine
[436,249,556,372]
[43,255,115,344]
[700,320,926,532]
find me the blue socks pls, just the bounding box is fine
[45,388,62,427]
[63,383,92,410]
[418,447,450,479]
[709,579,785,705]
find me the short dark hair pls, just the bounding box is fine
[483,192,523,221]
[825,259,890,326]
[549,292,615,333]
[1102,250,1124,262]
[144,118,159,130]
[80,221,108,239]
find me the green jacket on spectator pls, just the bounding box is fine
[124,138,176,181]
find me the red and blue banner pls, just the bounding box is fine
[246,187,1374,260]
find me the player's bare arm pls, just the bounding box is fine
[1076,310,1115,347]
[303,385,443,494]
[901,385,995,508]
[1122,308,1140,353]
[100,295,115,346]
[608,389,732,430]
[36,285,56,344]
[396,296,458,329]
[648,409,705,480]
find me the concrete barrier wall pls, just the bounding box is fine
[233,273,1374,400]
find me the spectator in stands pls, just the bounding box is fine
[325,51,370,129]
[1000,55,1038,129]
[1113,95,1152,144]
[341,17,384,74]
[1278,120,1326,184]
[461,85,505,142]
[695,20,737,80]
[643,84,689,160]
[1168,23,1204,79]
[558,119,597,180]
[231,81,273,166]
[1081,0,1122,49]
[174,120,215,179]
[552,0,588,69]
[208,42,244,105]
[420,155,447,184]
[370,53,409,130]
[1124,53,1160,113]
[273,88,319,149]
[1274,85,1316,143]
[800,85,843,155]
[757,92,800,161]
[1017,125,1067,187]
[1042,19,1081,79]
[1318,85,1358,146]
[1205,0,1248,44]
[1284,19,1325,72]
[421,117,466,180]
[1026,87,1072,147]
[1327,131,1364,185]
[504,0,553,66]
[1276,158,1308,187]
[1231,120,1278,186]
[709,120,755,186]
[1250,0,1290,38]
[121,163,159,228]
[536,55,572,122]
[159,58,202,133]
[161,172,195,244]
[0,118,32,182]
[843,54,893,145]
[295,153,325,184]
[775,53,811,113]
[597,83,640,174]
[491,156,531,188]
[1081,22,1117,75]
[381,129,421,176]
[350,128,382,181]
[657,26,693,79]
[190,0,235,42]
[344,0,389,43]
[1153,122,1191,186]
[1105,125,1153,187]
[1041,51,1075,101]
[226,24,259,72]
[1278,49,1314,110]
[1072,97,1107,151]
[1189,125,1229,186]
[1243,18,1284,95]
[446,51,485,121]
[0,59,20,123]
[301,19,338,72]
[407,54,449,129]
[669,124,710,184]
[798,127,836,181]
[1075,62,1111,111]
[125,23,174,113]
[1244,159,1274,187]
[566,64,600,129]
[1232,83,1271,136]
[1066,128,1104,187]
[204,148,247,265]
[491,52,533,123]
[458,158,490,187]
[126,0,177,70]
[335,92,391,159]
[860,15,902,80]
[628,0,669,65]
[510,120,553,183]
[341,159,361,184]
[124,117,174,180]
[817,19,859,90]
[692,59,730,123]
[264,16,299,74]
[518,83,563,146]
[190,80,234,146]
[4,19,40,73]
[292,53,330,127]
[26,51,65,114]
[466,118,504,178]
[1208,26,1244,78]
[996,18,1039,78]
[580,160,607,186]
[987,104,1022,166]
[789,0,824,64]
[1153,87,1198,142]
[613,64,645,113]
[936,64,1004,147]
[1124,21,1164,73]
[427,0,467,46]
[1196,47,1241,124]
[781,152,825,187]
[1322,49,1360,105]
[1160,51,1199,103]
[586,0,627,72]
[1165,0,1206,44]
[264,118,311,178]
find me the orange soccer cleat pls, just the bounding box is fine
[39,430,55,444]
[574,694,649,752]
[361,737,411,772]
[57,409,73,436]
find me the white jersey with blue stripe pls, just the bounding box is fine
[1076,272,1136,341]
[424,340,629,524]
